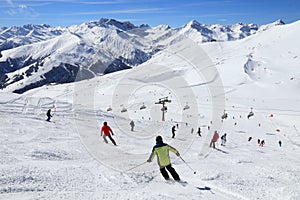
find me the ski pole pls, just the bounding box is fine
[125,161,147,172]
[180,156,197,174]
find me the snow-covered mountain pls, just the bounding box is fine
[0,18,285,93]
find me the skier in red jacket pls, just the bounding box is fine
[209,131,219,148]
[101,122,117,146]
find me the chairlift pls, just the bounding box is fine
[183,103,190,110]
[140,103,146,110]
[247,108,254,119]
[161,106,167,112]
[121,107,127,113]
[221,110,228,119]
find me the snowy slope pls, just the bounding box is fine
[0,20,300,200]
[0,18,285,94]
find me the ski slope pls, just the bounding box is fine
[1,21,300,200]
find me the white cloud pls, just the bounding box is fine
[19,4,27,9]
[5,0,15,6]
[4,0,39,18]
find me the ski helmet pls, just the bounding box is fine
[156,135,163,143]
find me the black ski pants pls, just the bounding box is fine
[160,164,180,181]
[103,134,117,146]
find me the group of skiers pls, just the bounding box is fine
[209,131,227,148]
[98,120,181,181]
[97,118,284,181]
[46,107,283,182]
[172,125,203,139]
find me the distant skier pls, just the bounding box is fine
[260,140,265,147]
[130,120,135,131]
[248,136,252,142]
[197,127,201,137]
[279,140,282,147]
[210,131,219,148]
[172,125,176,138]
[191,128,194,134]
[46,109,53,122]
[258,139,261,145]
[221,133,227,146]
[100,122,117,146]
[176,124,179,129]
[147,136,181,181]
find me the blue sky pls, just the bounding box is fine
[1,0,300,28]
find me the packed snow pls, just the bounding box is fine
[1,20,300,200]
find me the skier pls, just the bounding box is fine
[176,123,179,129]
[221,133,227,146]
[279,140,282,147]
[191,128,194,134]
[210,131,219,148]
[130,120,135,131]
[46,109,53,122]
[100,122,117,146]
[260,140,265,147]
[197,127,201,137]
[147,136,181,181]
[258,139,261,145]
[172,125,176,138]
[248,136,252,142]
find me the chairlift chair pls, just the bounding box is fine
[247,108,254,119]
[183,103,190,110]
[161,106,167,112]
[121,107,127,113]
[140,103,146,110]
[221,110,228,119]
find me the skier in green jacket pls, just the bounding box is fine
[147,136,181,181]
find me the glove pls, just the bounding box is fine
[147,159,151,163]
[176,152,180,157]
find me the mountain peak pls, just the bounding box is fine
[98,18,137,31]
[274,19,285,25]
[185,20,202,28]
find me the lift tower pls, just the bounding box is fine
[155,97,171,121]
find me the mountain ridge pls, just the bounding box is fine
[0,18,288,93]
